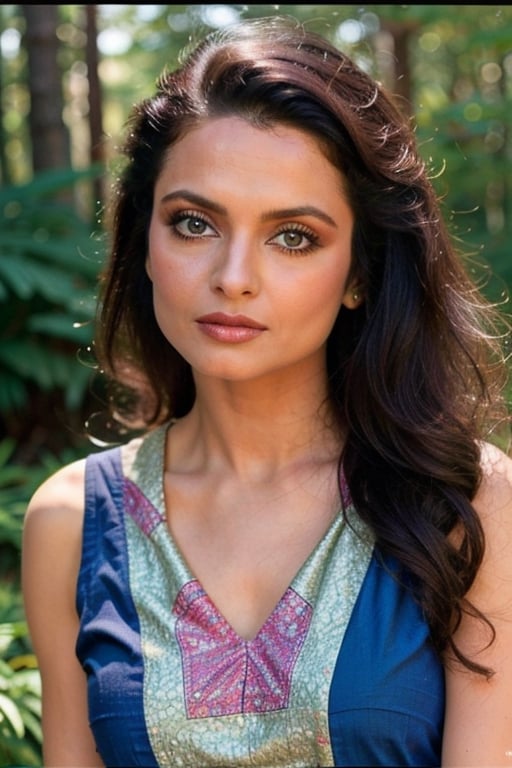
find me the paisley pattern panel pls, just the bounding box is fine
[173,581,312,717]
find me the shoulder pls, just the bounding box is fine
[470,442,512,623]
[22,443,129,636]
[23,458,89,595]
[24,457,87,538]
[22,457,105,766]
[473,441,512,551]
[441,443,512,762]
[449,440,512,658]
[478,439,512,494]
[22,460,89,664]
[470,441,512,598]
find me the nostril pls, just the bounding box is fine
[211,253,259,297]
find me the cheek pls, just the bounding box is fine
[147,236,182,297]
[280,272,346,349]
[305,263,351,319]
[147,251,203,326]
[147,221,179,285]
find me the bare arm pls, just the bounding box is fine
[22,460,104,768]
[442,443,512,767]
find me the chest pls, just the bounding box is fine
[162,479,343,641]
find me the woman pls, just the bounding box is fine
[22,16,512,767]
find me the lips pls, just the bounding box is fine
[195,312,267,343]
[196,312,267,330]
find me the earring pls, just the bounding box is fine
[352,291,360,302]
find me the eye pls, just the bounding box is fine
[169,210,218,239]
[268,224,319,254]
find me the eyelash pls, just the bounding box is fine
[166,210,320,255]
[268,224,320,255]
[167,210,217,240]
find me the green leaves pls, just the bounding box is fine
[0,165,105,417]
[0,629,42,767]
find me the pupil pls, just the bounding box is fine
[284,231,301,247]
[189,218,206,234]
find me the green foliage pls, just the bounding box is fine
[0,622,41,767]
[405,6,512,299]
[0,165,105,419]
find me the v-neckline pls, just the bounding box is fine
[127,421,351,643]
[162,514,346,644]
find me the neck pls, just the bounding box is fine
[169,366,342,482]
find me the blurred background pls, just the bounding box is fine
[0,4,511,764]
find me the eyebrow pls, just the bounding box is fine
[161,190,226,215]
[261,206,337,228]
[160,189,338,229]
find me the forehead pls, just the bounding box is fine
[157,116,347,199]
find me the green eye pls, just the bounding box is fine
[169,211,217,239]
[270,225,319,254]
[281,231,306,248]
[185,217,209,235]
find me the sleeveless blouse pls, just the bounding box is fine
[76,423,444,767]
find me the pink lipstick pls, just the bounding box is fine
[196,313,267,343]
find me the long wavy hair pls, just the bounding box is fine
[96,16,510,676]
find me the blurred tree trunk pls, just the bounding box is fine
[376,19,420,117]
[0,27,8,185]
[85,4,105,210]
[21,4,70,172]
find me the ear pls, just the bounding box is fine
[341,279,364,310]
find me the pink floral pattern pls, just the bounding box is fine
[173,580,312,718]
[124,479,165,537]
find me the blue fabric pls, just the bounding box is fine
[76,447,158,767]
[328,553,445,766]
[76,445,444,767]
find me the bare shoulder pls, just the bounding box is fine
[451,439,512,659]
[22,458,88,618]
[445,440,512,664]
[471,441,512,585]
[473,441,512,551]
[27,457,87,507]
[24,457,87,541]
[441,443,512,765]
[478,440,512,494]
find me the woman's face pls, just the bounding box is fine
[147,116,360,386]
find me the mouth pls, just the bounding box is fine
[196,313,267,330]
[195,313,267,343]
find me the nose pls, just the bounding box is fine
[210,235,260,298]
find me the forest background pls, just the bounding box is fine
[0,4,511,765]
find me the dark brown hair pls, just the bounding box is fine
[96,16,510,676]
